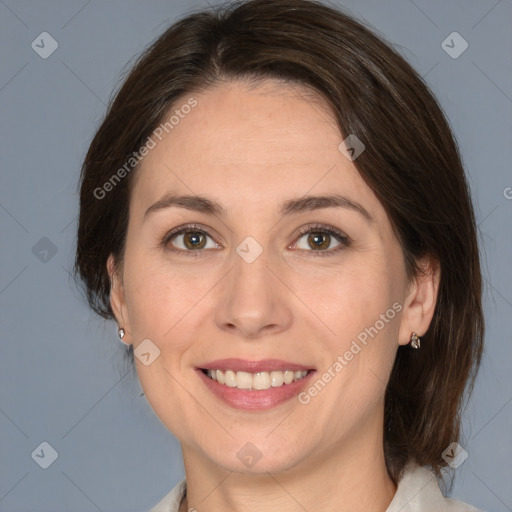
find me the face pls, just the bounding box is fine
[109,80,436,475]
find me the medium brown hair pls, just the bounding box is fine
[75,0,484,482]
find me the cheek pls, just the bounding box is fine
[305,254,400,331]
[121,248,222,357]
[121,249,180,338]
[304,253,402,392]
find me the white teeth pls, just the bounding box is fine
[224,370,237,388]
[253,372,271,390]
[236,371,253,390]
[270,371,284,387]
[284,370,295,384]
[205,369,309,390]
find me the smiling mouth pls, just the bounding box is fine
[200,368,313,391]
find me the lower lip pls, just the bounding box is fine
[196,369,316,410]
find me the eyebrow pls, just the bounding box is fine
[144,193,373,222]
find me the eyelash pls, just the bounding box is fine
[295,224,351,256]
[160,224,217,258]
[160,223,351,257]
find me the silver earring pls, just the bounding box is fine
[118,327,129,348]
[410,331,421,349]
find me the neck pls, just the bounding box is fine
[179,418,397,512]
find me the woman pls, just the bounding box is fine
[75,0,484,510]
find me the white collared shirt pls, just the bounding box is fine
[149,464,483,512]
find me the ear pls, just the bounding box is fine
[107,254,132,345]
[398,255,441,346]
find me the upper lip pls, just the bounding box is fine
[198,358,314,373]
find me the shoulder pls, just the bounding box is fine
[386,463,483,512]
[149,478,186,512]
[445,496,482,511]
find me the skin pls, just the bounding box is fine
[108,79,440,512]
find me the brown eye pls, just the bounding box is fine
[306,232,332,250]
[293,224,351,255]
[295,230,342,252]
[182,231,207,250]
[163,226,219,253]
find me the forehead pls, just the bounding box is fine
[131,80,379,219]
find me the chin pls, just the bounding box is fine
[204,437,308,475]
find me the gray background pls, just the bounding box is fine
[0,0,510,511]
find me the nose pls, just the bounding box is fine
[214,242,293,340]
